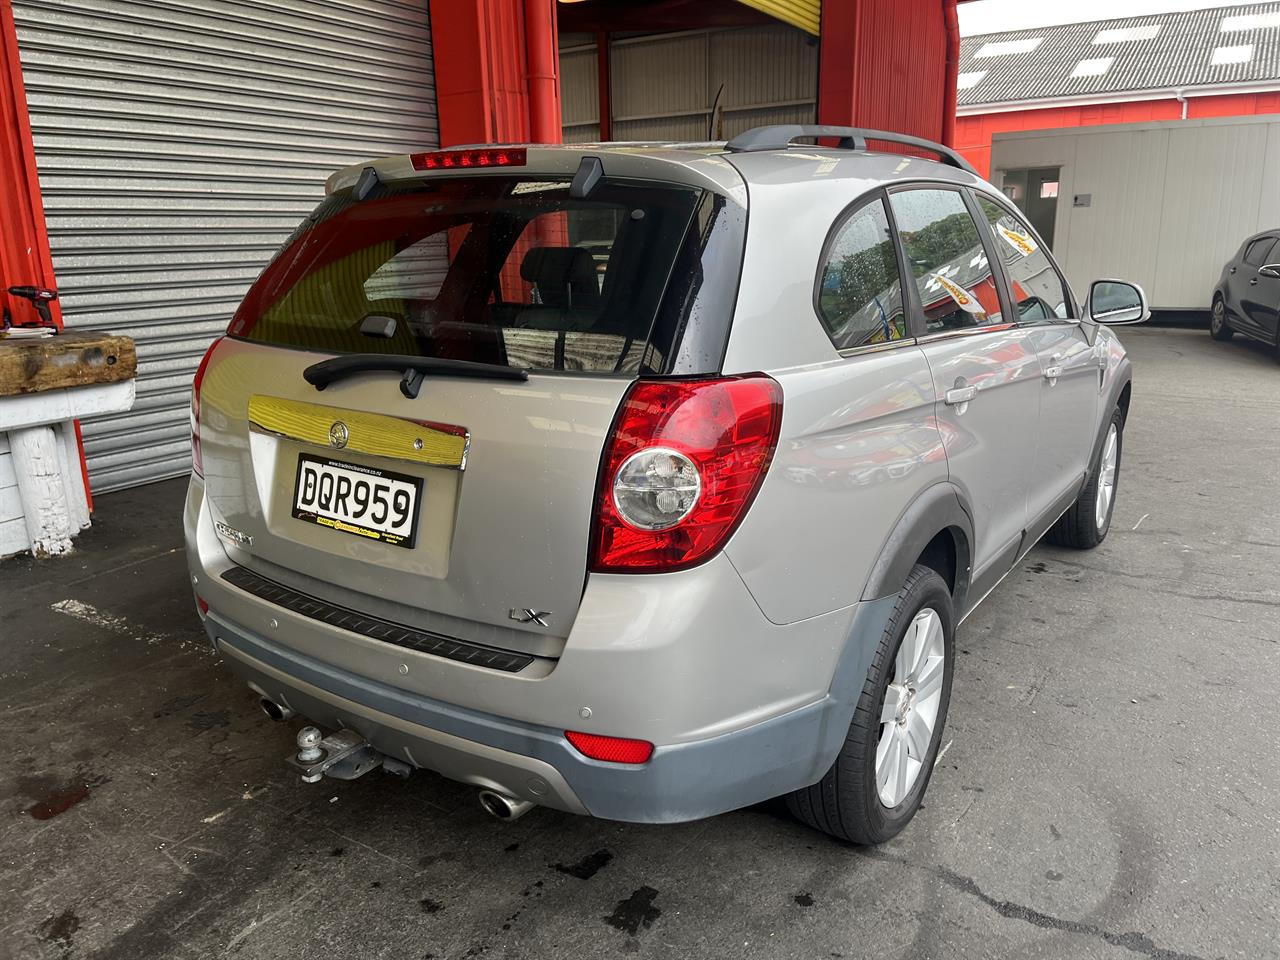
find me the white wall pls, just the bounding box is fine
[991,114,1280,309]
[0,435,25,558]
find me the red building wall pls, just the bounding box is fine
[820,0,957,144]
[957,91,1280,178]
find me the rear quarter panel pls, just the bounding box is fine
[720,155,959,624]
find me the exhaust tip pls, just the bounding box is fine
[478,789,534,822]
[260,697,294,722]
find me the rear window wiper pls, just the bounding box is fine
[303,354,529,399]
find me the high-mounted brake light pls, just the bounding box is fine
[190,336,224,478]
[590,375,783,573]
[410,148,528,171]
[565,731,654,765]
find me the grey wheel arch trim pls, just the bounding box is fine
[859,481,974,609]
[1082,362,1132,498]
[794,484,972,786]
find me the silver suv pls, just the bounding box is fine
[184,127,1141,844]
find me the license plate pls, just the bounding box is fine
[292,454,422,549]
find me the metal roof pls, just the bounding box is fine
[958,1,1280,107]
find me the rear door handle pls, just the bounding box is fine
[1250,277,1259,285]
[944,385,978,408]
[1043,352,1063,385]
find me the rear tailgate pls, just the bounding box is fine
[199,338,627,645]
[196,155,745,652]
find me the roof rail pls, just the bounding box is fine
[725,125,980,177]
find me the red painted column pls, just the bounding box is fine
[942,0,960,146]
[816,0,859,132]
[595,31,611,141]
[524,0,561,144]
[428,0,562,147]
[0,0,60,329]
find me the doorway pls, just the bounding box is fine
[1000,167,1061,249]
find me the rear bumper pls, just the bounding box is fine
[208,612,856,823]
[187,475,897,822]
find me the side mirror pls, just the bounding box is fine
[1259,263,1280,280]
[1087,279,1150,325]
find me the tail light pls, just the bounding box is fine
[190,337,223,477]
[590,375,782,573]
[565,730,654,765]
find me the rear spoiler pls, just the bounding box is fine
[725,125,980,178]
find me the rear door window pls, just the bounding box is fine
[815,196,908,349]
[230,176,708,374]
[1244,237,1276,267]
[887,187,1006,332]
[974,195,1073,322]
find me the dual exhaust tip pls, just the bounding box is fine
[262,696,535,822]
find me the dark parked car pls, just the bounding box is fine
[1212,231,1280,356]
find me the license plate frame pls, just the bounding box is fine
[292,454,423,549]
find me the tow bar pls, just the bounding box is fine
[287,726,412,783]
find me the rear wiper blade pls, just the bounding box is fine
[303,354,529,399]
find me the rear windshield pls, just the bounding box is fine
[230,174,730,375]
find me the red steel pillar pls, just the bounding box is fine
[428,0,562,147]
[1,0,61,329]
[942,0,961,147]
[595,31,611,141]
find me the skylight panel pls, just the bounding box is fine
[1071,57,1115,78]
[1211,43,1254,65]
[975,37,1044,58]
[957,70,988,90]
[1220,12,1280,32]
[1093,25,1161,44]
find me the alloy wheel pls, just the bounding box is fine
[1095,423,1119,531]
[875,607,945,808]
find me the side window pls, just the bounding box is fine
[816,197,907,348]
[975,195,1072,323]
[1244,237,1276,267]
[887,188,1004,332]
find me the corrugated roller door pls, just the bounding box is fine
[13,0,439,492]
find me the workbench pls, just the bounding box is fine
[0,330,136,557]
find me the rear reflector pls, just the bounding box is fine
[411,148,527,171]
[565,730,654,765]
[196,596,209,617]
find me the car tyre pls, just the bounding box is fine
[1046,407,1123,549]
[1209,297,1233,341]
[786,564,953,845]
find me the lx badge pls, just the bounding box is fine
[509,608,551,627]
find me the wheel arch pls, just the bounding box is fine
[860,482,974,611]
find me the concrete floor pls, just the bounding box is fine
[3,326,1278,960]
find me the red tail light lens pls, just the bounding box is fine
[190,336,223,477]
[590,375,782,573]
[410,148,527,170]
[565,731,654,765]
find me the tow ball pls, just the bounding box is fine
[287,725,411,783]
